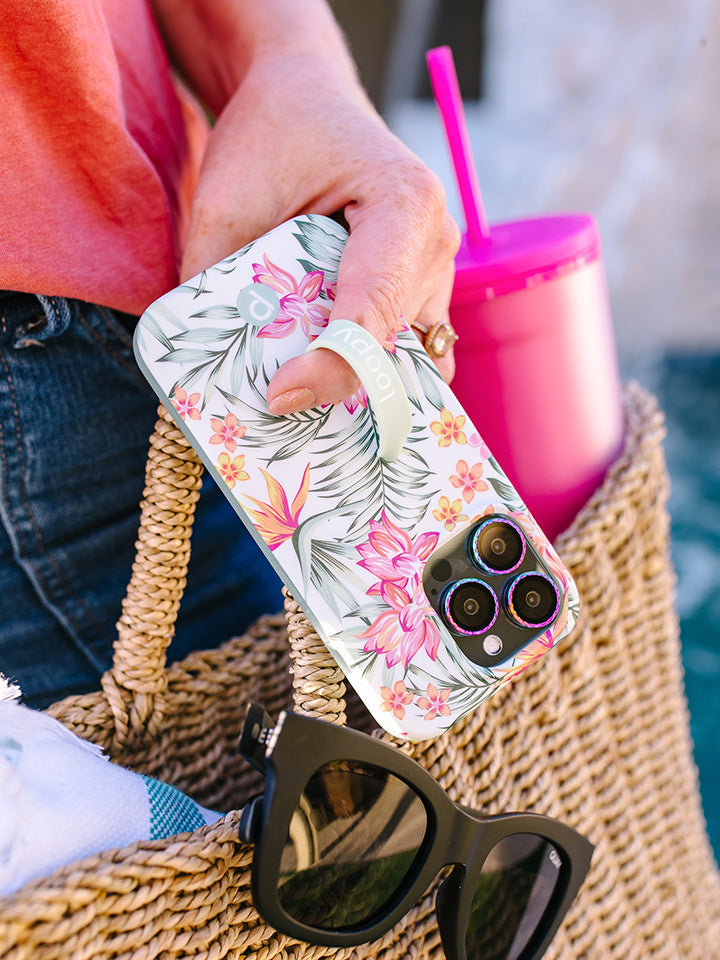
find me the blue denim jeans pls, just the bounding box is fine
[0,292,283,708]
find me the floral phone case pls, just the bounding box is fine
[134,215,579,740]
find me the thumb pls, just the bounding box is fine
[266,207,418,414]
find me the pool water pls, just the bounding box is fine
[654,354,720,862]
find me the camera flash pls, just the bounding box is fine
[483,634,503,656]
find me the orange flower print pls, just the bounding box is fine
[432,496,468,532]
[171,386,201,421]
[430,408,467,447]
[417,683,451,722]
[470,504,497,524]
[511,510,572,595]
[449,460,489,503]
[501,641,551,684]
[209,413,246,452]
[217,453,249,489]
[242,464,310,550]
[379,681,413,720]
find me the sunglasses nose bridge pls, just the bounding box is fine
[441,804,484,870]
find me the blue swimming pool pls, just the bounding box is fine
[655,354,720,863]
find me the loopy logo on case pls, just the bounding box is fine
[237,283,280,326]
[325,324,397,404]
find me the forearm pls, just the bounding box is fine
[149,0,365,116]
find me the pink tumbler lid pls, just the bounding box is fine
[452,213,601,304]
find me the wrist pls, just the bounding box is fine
[152,0,364,114]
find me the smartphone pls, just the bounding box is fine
[133,215,579,740]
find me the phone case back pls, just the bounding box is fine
[134,215,579,740]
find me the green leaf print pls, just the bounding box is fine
[214,239,255,270]
[135,312,173,354]
[328,631,384,676]
[159,347,219,365]
[174,354,225,401]
[487,476,524,510]
[297,259,325,276]
[292,217,345,275]
[159,322,260,409]
[169,326,242,344]
[189,305,242,320]
[216,389,334,463]
[179,270,211,299]
[309,414,439,538]
[293,511,367,618]
[390,333,446,411]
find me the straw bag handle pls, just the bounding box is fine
[105,404,347,748]
[103,406,204,745]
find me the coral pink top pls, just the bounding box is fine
[0,0,209,317]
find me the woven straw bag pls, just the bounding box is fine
[1,382,719,960]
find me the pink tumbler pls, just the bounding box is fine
[427,47,624,540]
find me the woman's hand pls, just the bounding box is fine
[154,0,460,411]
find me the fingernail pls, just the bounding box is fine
[268,387,317,415]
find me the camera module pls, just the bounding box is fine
[441,579,498,635]
[506,573,560,628]
[470,517,526,573]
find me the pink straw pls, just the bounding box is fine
[426,45,490,248]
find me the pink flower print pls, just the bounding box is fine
[417,683,451,722]
[379,681,413,720]
[430,408,467,447]
[360,581,441,668]
[357,511,439,593]
[209,413,246,452]
[468,433,491,458]
[171,387,201,421]
[432,496,468,532]
[253,255,330,339]
[217,452,250,489]
[449,460,489,504]
[382,327,398,353]
[343,385,369,415]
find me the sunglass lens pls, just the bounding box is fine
[277,760,427,930]
[465,834,562,960]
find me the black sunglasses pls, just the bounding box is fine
[238,704,594,960]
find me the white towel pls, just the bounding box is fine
[0,678,221,896]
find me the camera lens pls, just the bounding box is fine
[442,579,498,635]
[506,573,560,628]
[470,517,526,573]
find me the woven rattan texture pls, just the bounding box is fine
[1,384,719,960]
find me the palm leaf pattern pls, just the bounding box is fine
[391,329,447,412]
[292,217,345,275]
[156,305,266,408]
[309,416,440,538]
[217,387,335,463]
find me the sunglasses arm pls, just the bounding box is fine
[238,703,276,772]
[237,794,264,845]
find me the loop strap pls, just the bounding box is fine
[307,319,412,461]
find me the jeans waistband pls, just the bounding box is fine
[0,291,74,346]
